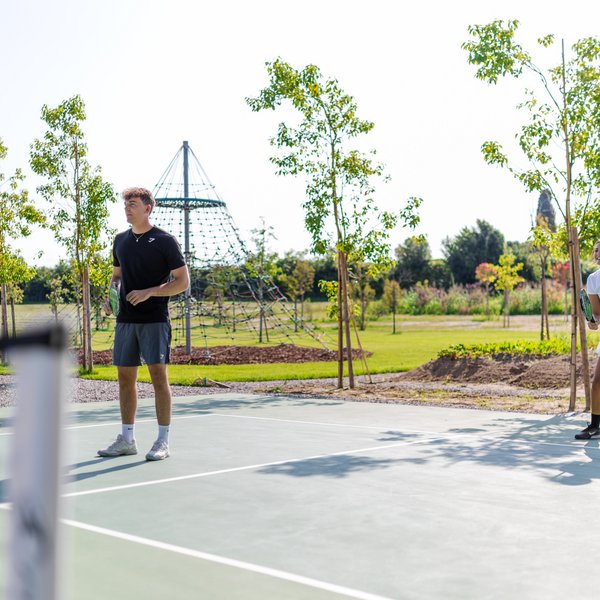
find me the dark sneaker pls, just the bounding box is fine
[574,425,600,440]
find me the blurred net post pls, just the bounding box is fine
[2,325,69,600]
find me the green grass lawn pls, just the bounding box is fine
[3,305,582,385]
[81,323,547,385]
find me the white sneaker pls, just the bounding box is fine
[146,439,170,461]
[97,434,138,457]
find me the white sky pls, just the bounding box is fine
[1,0,599,267]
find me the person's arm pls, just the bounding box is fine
[589,293,600,330]
[125,265,189,306]
[103,267,122,316]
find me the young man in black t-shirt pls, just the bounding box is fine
[98,187,189,461]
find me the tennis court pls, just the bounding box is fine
[1,391,599,599]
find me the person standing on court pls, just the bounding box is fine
[576,240,600,439]
[98,187,189,460]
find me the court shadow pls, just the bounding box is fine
[64,458,148,484]
[258,454,405,478]
[377,430,433,442]
[428,414,600,487]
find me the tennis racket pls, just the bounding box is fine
[109,284,120,316]
[580,288,596,323]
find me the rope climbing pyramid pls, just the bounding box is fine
[151,141,329,356]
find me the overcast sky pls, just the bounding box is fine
[1,0,599,266]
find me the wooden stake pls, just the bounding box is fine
[572,228,592,411]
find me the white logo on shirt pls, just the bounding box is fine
[148,238,156,243]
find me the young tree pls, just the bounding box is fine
[30,95,116,372]
[551,260,571,319]
[279,257,315,331]
[0,138,44,348]
[531,191,557,340]
[47,277,67,323]
[381,278,402,334]
[245,218,281,343]
[350,262,376,331]
[493,254,525,328]
[247,59,421,388]
[474,262,498,317]
[463,20,600,408]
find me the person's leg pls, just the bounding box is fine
[139,323,173,460]
[147,363,171,427]
[575,359,600,439]
[98,324,141,457]
[118,365,139,425]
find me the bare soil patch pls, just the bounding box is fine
[398,354,595,389]
[83,344,370,366]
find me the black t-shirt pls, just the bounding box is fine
[113,226,186,323]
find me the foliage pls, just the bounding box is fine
[493,254,525,293]
[463,20,600,255]
[475,263,498,286]
[442,219,505,284]
[438,338,570,359]
[29,95,116,370]
[393,235,432,288]
[247,59,419,266]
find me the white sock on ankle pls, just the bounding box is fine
[122,424,135,443]
[158,425,170,444]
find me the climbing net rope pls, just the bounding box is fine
[150,142,329,353]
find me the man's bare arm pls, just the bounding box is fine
[125,265,190,306]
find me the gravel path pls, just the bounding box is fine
[0,372,570,410]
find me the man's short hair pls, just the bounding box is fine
[122,187,156,210]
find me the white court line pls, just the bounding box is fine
[63,437,446,498]
[61,518,394,600]
[0,413,216,436]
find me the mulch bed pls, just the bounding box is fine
[79,344,371,366]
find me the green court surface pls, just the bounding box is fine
[1,392,599,599]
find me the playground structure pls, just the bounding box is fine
[151,141,327,356]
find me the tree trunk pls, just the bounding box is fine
[1,284,8,340]
[572,228,591,411]
[0,284,8,365]
[336,250,344,388]
[392,306,396,334]
[294,298,298,332]
[82,266,93,372]
[10,296,16,337]
[503,289,510,328]
[540,258,548,341]
[340,251,355,388]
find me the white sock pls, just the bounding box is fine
[122,424,135,443]
[158,425,170,444]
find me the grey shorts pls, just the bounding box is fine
[113,322,172,367]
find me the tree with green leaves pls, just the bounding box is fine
[350,262,376,331]
[30,95,116,372]
[394,236,431,288]
[279,256,315,331]
[463,19,600,408]
[381,278,402,334]
[493,254,525,328]
[531,189,557,340]
[246,217,281,343]
[474,262,498,317]
[442,219,505,285]
[0,138,44,350]
[247,59,421,388]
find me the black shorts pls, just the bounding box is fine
[113,322,172,367]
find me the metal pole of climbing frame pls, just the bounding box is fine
[183,141,192,354]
